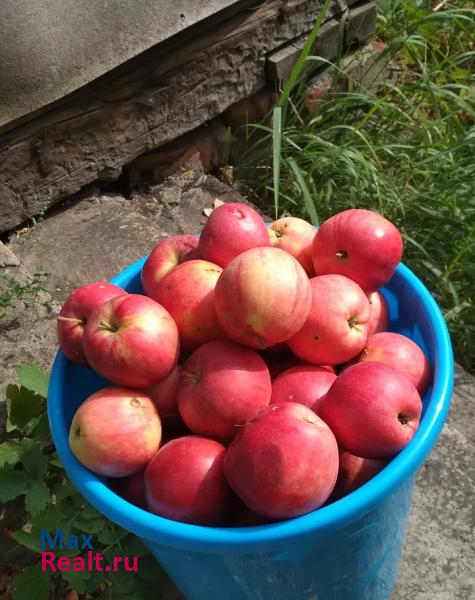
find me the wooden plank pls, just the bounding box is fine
[0,0,345,233]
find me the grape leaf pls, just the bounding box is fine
[25,480,50,516]
[53,479,77,500]
[0,468,28,502]
[110,569,135,594]
[96,527,117,545]
[0,440,21,467]
[31,413,51,441]
[6,384,43,432]
[33,504,67,530]
[61,569,93,594]
[16,363,49,398]
[20,438,48,479]
[121,535,149,558]
[12,527,45,553]
[13,565,51,600]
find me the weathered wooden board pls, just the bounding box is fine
[0,0,353,233]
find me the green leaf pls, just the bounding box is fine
[33,505,65,530]
[13,565,51,600]
[56,499,76,520]
[110,569,135,594]
[96,527,117,546]
[272,106,282,218]
[61,569,93,594]
[12,527,45,553]
[31,413,51,441]
[53,479,77,500]
[25,480,50,516]
[127,579,164,600]
[48,455,65,469]
[74,514,108,535]
[137,554,166,584]
[20,438,48,479]
[0,440,21,467]
[288,158,319,226]
[6,384,43,433]
[121,535,149,558]
[16,363,49,398]
[0,468,28,502]
[278,0,332,109]
[82,570,107,593]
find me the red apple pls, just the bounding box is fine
[153,259,225,350]
[329,450,387,502]
[312,209,403,293]
[146,365,186,432]
[367,290,389,335]
[271,365,337,413]
[268,217,316,276]
[57,282,127,365]
[223,402,339,519]
[178,341,271,439]
[288,275,370,365]
[141,235,199,298]
[144,436,234,525]
[319,362,422,458]
[356,332,431,395]
[83,294,179,388]
[215,247,312,349]
[110,469,147,508]
[199,202,269,267]
[69,387,161,477]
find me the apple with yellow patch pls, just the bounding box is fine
[268,217,315,276]
[214,247,312,349]
[70,387,161,477]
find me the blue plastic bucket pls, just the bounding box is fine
[48,257,453,600]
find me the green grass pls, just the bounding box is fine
[236,0,475,372]
[0,268,49,319]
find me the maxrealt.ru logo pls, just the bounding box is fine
[40,530,138,573]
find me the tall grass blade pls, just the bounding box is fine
[278,0,332,112]
[288,158,319,226]
[272,106,282,219]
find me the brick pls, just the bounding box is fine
[222,90,278,130]
[305,73,334,113]
[127,122,227,189]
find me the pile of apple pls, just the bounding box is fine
[59,204,430,526]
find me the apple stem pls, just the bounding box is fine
[99,320,119,333]
[183,370,201,385]
[336,250,348,259]
[57,316,85,325]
